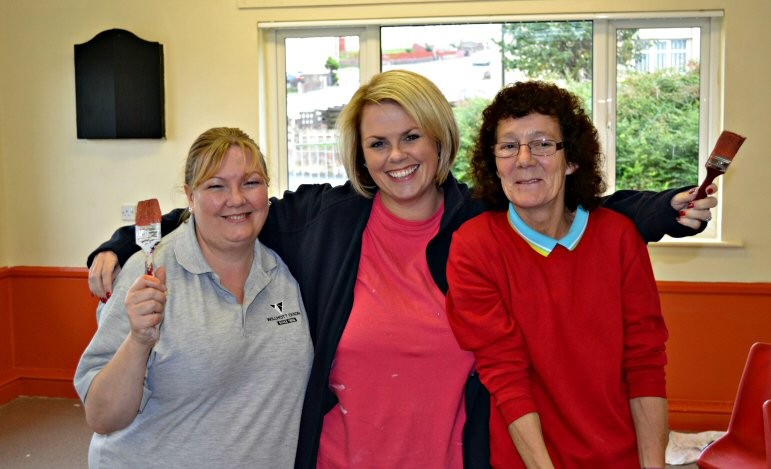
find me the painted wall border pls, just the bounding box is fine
[1,267,770,433]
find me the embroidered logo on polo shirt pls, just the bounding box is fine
[267,301,300,325]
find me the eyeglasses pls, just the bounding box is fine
[492,139,564,158]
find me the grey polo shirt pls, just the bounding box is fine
[75,217,313,468]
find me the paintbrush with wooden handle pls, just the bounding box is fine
[694,131,746,200]
[135,199,162,276]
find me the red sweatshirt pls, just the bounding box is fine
[446,208,668,468]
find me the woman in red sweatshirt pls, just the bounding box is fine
[446,81,669,469]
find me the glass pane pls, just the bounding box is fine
[615,27,701,191]
[285,36,360,190]
[381,22,593,186]
[381,24,503,186]
[500,21,593,111]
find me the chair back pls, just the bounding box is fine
[764,399,771,469]
[698,342,771,469]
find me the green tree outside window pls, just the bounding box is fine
[451,22,700,192]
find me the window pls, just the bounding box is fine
[261,13,721,238]
[283,34,360,189]
[672,39,688,71]
[612,24,704,192]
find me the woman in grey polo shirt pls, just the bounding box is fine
[74,127,313,468]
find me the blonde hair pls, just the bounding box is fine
[338,70,459,197]
[181,127,268,223]
[185,127,269,190]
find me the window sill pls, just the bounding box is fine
[650,238,744,248]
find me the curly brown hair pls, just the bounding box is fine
[472,81,606,211]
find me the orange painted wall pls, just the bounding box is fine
[660,281,771,431]
[0,267,98,403]
[0,268,15,402]
[0,267,769,432]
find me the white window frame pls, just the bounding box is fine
[598,17,720,240]
[258,12,724,242]
[260,26,380,191]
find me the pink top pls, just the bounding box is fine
[317,193,475,468]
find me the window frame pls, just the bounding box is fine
[258,12,725,242]
[262,26,380,191]
[601,17,720,240]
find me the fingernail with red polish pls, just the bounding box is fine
[687,202,695,209]
[100,297,107,303]
[106,291,111,300]
[707,187,715,195]
[679,210,687,217]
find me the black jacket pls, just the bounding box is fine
[87,176,700,468]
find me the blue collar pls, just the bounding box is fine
[507,204,590,256]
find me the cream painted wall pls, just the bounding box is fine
[0,0,264,268]
[0,129,6,268]
[0,2,6,268]
[0,0,769,281]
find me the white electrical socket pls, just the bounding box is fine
[121,204,136,221]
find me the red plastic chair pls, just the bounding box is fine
[698,342,771,468]
[764,400,771,469]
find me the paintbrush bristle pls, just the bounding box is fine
[694,129,747,200]
[136,199,162,226]
[135,198,162,273]
[710,130,746,163]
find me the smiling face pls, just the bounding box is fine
[495,113,576,221]
[359,101,443,221]
[185,145,269,256]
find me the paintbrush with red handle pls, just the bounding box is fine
[135,199,162,276]
[694,130,746,200]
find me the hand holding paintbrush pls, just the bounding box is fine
[131,198,165,342]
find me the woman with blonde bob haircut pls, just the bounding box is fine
[85,72,718,468]
[339,69,459,197]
